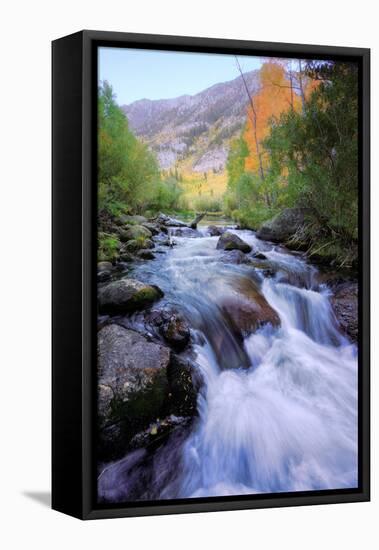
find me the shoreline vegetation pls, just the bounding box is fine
[96,58,358,498]
[99,59,358,270]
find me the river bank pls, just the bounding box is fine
[97,211,358,502]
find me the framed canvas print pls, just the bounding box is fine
[52,30,370,519]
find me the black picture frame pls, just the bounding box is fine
[52,30,370,520]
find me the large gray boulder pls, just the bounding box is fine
[98,325,171,458]
[216,231,252,253]
[257,208,310,243]
[97,324,198,460]
[98,278,163,314]
[119,224,152,242]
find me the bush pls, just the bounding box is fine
[98,233,120,262]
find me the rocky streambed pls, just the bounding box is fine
[97,211,358,502]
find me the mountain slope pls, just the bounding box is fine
[122,70,260,173]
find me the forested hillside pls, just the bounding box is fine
[98,59,358,268]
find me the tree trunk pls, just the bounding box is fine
[189,212,206,229]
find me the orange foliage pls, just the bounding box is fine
[244,62,301,174]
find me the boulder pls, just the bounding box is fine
[97,324,199,460]
[222,276,280,335]
[142,222,160,235]
[257,208,311,243]
[98,279,163,314]
[136,249,155,260]
[119,224,152,242]
[219,249,250,265]
[145,307,190,350]
[98,261,113,272]
[98,270,112,283]
[124,238,155,252]
[207,225,225,236]
[216,231,252,253]
[330,281,358,341]
[119,251,135,262]
[97,261,113,283]
[170,227,201,238]
[97,325,171,458]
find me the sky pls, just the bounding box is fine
[98,47,262,106]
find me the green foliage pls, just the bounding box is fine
[266,62,358,244]
[98,81,183,223]
[225,62,358,265]
[226,134,249,191]
[98,232,120,262]
[193,195,223,212]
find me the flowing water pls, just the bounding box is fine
[98,224,358,500]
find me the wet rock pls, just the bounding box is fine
[98,261,113,272]
[130,415,191,450]
[119,251,135,262]
[142,222,160,235]
[97,324,171,459]
[136,249,155,260]
[119,224,152,242]
[219,249,250,265]
[170,227,201,238]
[222,276,280,335]
[207,225,225,236]
[167,355,199,416]
[97,324,199,461]
[330,281,358,341]
[98,279,163,314]
[253,251,267,260]
[98,421,192,502]
[124,238,155,252]
[257,208,311,243]
[98,270,112,283]
[146,307,190,350]
[216,231,252,253]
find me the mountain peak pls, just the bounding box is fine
[122,69,260,172]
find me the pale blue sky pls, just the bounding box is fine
[98,47,262,106]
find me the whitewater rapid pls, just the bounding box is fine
[98,226,358,500]
[169,230,358,497]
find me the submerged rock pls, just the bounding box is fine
[222,276,280,335]
[170,227,201,238]
[216,231,252,253]
[219,249,250,265]
[98,279,163,314]
[136,249,155,260]
[207,225,225,236]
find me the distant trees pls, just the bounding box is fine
[98,81,183,220]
